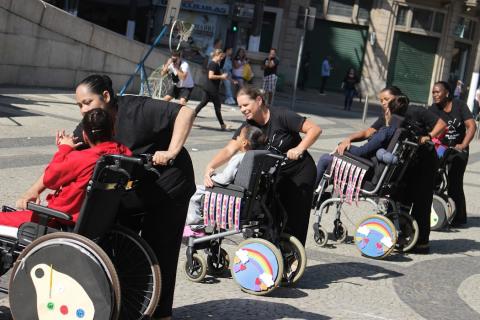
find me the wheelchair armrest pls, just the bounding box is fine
[27,202,72,221]
[342,151,375,167]
[211,182,245,193]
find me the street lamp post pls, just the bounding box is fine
[291,7,309,111]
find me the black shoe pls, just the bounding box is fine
[410,244,430,254]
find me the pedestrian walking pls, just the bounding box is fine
[195,49,229,131]
[262,48,280,106]
[319,56,332,94]
[342,67,359,111]
[160,51,194,106]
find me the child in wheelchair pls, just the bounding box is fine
[1,108,131,237]
[184,124,266,237]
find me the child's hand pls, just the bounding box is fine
[204,167,215,187]
[57,131,81,148]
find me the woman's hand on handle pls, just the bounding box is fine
[286,147,304,160]
[152,150,176,166]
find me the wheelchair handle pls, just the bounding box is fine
[267,153,304,161]
[105,154,144,165]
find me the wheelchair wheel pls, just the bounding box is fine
[184,253,207,282]
[99,225,161,319]
[313,223,329,247]
[333,219,348,243]
[385,211,419,252]
[280,233,307,286]
[9,232,121,320]
[354,214,397,259]
[446,197,456,225]
[430,194,448,231]
[207,247,230,276]
[231,238,283,296]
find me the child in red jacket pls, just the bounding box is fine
[0,108,131,236]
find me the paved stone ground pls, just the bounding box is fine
[0,87,479,319]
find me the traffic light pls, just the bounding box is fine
[232,22,238,32]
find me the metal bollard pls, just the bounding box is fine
[362,95,369,123]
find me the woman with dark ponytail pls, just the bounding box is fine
[17,74,196,320]
[430,81,476,226]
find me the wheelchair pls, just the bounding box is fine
[0,154,162,320]
[430,147,462,230]
[183,150,307,295]
[312,117,422,259]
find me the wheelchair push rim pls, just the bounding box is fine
[279,233,307,286]
[354,214,397,259]
[99,225,161,319]
[231,238,284,295]
[9,232,121,320]
[385,211,419,252]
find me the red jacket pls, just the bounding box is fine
[43,141,132,222]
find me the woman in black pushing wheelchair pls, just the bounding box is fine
[15,74,196,320]
[430,81,476,227]
[204,86,322,246]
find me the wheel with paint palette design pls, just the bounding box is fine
[231,238,284,295]
[354,214,397,259]
[9,232,121,320]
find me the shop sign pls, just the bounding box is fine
[153,0,229,15]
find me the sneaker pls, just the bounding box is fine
[225,98,236,105]
[220,124,230,131]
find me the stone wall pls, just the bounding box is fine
[0,0,205,93]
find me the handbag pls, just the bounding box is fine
[242,63,254,82]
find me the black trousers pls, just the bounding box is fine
[319,76,329,93]
[195,90,224,126]
[395,146,438,245]
[277,155,317,246]
[447,150,469,224]
[136,183,190,318]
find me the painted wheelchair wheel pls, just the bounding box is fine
[231,238,283,295]
[9,232,121,320]
[99,225,161,319]
[446,197,457,225]
[279,233,307,286]
[385,211,419,252]
[354,215,397,259]
[430,194,448,230]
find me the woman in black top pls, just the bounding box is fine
[195,49,229,130]
[342,67,359,111]
[203,86,322,245]
[430,81,476,226]
[70,75,194,320]
[336,86,446,253]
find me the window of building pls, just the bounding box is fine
[411,8,433,30]
[357,0,373,20]
[310,0,324,16]
[432,12,445,33]
[396,6,408,26]
[453,17,476,40]
[328,0,354,17]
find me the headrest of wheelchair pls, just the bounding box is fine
[389,114,405,127]
[233,150,272,189]
[376,148,398,164]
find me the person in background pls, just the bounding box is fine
[205,38,222,65]
[319,56,332,95]
[299,51,311,90]
[222,47,237,105]
[342,67,360,111]
[232,48,248,88]
[472,88,480,120]
[161,51,195,106]
[195,49,229,131]
[454,80,464,100]
[262,48,280,106]
[430,81,476,227]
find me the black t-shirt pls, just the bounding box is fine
[371,106,439,136]
[263,57,280,77]
[233,107,306,169]
[74,95,196,201]
[430,99,473,146]
[343,75,359,90]
[206,61,221,93]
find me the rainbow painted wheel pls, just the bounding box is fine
[231,238,283,295]
[354,215,397,259]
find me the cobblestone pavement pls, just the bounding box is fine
[0,88,479,319]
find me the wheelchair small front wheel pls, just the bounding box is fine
[231,238,283,296]
[430,194,448,231]
[386,211,419,252]
[333,219,348,243]
[207,247,230,276]
[184,253,207,282]
[313,223,329,247]
[280,233,307,286]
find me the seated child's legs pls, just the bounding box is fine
[316,154,333,186]
[184,186,207,238]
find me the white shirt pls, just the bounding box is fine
[168,60,194,88]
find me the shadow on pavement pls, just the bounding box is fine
[174,298,330,319]
[429,238,480,255]
[297,262,403,290]
[0,95,41,121]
